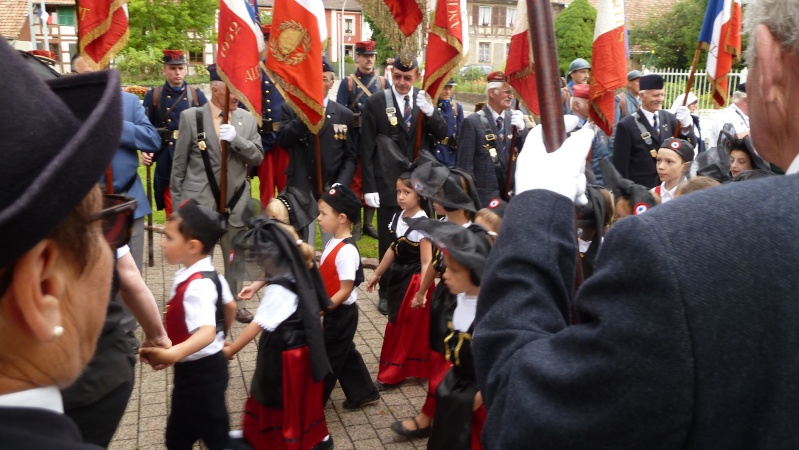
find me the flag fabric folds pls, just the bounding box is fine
[698,0,742,107]
[589,0,627,136]
[264,0,327,133]
[217,0,264,124]
[37,8,53,25]
[423,0,469,102]
[383,0,423,37]
[504,0,538,115]
[78,0,129,69]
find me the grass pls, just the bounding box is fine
[135,164,380,259]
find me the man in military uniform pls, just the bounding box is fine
[336,40,388,240]
[616,70,642,121]
[278,59,357,245]
[255,24,290,206]
[142,50,207,216]
[360,51,447,314]
[433,79,464,167]
[613,74,695,188]
[563,58,591,115]
[569,83,611,186]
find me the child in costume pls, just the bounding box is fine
[317,185,381,409]
[653,138,695,204]
[139,199,237,450]
[223,220,333,450]
[474,198,506,237]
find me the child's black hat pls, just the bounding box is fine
[659,137,695,163]
[411,161,481,212]
[600,159,657,215]
[484,198,507,218]
[405,218,492,285]
[276,186,319,234]
[178,199,227,249]
[320,184,362,224]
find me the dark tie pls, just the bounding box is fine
[496,116,504,141]
[653,112,660,137]
[403,95,412,130]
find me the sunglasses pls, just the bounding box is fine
[89,194,137,249]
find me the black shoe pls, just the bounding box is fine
[363,224,379,239]
[377,294,388,315]
[390,418,431,439]
[352,223,363,241]
[341,390,380,410]
[374,380,397,392]
[312,436,334,450]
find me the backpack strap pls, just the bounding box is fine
[187,85,199,107]
[199,271,226,337]
[477,110,507,198]
[618,94,628,119]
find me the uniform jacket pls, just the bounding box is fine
[277,100,357,198]
[360,87,448,207]
[336,69,388,114]
[102,91,161,219]
[613,108,694,188]
[475,177,799,449]
[0,407,103,449]
[457,105,527,206]
[171,103,264,227]
[260,71,286,151]
[433,99,464,167]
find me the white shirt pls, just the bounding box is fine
[452,293,478,332]
[392,85,413,113]
[320,238,360,305]
[640,108,658,129]
[170,257,234,361]
[710,103,749,147]
[486,105,502,123]
[0,386,63,414]
[786,153,799,175]
[390,209,428,242]
[656,179,685,204]
[253,284,298,332]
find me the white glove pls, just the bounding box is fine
[416,90,434,117]
[514,124,595,205]
[675,106,692,128]
[364,192,380,208]
[564,114,581,134]
[511,110,526,131]
[219,124,237,142]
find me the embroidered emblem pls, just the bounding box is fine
[329,188,336,195]
[634,202,649,215]
[489,199,500,208]
[270,21,311,65]
[670,140,681,149]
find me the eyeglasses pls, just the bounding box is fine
[500,89,514,96]
[89,194,137,249]
[392,73,415,83]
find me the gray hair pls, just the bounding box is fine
[744,0,799,64]
[211,80,225,89]
[732,90,747,104]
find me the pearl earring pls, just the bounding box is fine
[53,326,64,338]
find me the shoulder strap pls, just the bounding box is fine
[153,85,162,110]
[477,110,507,193]
[188,85,199,107]
[199,271,226,337]
[380,76,387,89]
[342,237,364,286]
[195,108,223,209]
[631,111,654,148]
[384,89,400,141]
[349,74,377,111]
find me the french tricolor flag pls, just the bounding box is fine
[698,0,741,107]
[589,0,627,136]
[37,7,52,25]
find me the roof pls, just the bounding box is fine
[582,0,681,26]
[259,0,363,10]
[0,0,28,39]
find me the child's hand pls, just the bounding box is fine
[473,391,483,411]
[366,274,380,293]
[238,285,256,301]
[140,338,173,370]
[411,291,426,309]
[140,346,179,368]
[222,342,235,361]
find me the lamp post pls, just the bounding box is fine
[339,0,348,80]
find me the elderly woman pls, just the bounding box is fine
[670,92,706,154]
[0,40,124,448]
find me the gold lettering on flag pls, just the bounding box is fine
[446,0,461,29]
[79,7,90,20]
[220,21,242,58]
[245,65,260,82]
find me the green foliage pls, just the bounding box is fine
[116,47,163,82]
[554,0,596,76]
[260,11,272,25]
[629,0,708,69]
[364,13,398,63]
[125,0,217,55]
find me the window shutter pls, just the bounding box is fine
[492,7,500,26]
[497,7,506,27]
[472,5,479,26]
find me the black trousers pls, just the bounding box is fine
[377,204,401,292]
[323,303,377,404]
[166,351,230,450]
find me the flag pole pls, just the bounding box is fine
[220,86,230,213]
[674,42,703,138]
[526,0,565,153]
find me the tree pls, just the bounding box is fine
[554,0,596,77]
[125,0,217,57]
[629,0,708,69]
[364,12,398,65]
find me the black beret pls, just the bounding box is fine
[600,160,657,215]
[484,198,507,218]
[177,199,227,250]
[659,137,695,162]
[736,82,746,93]
[320,185,362,224]
[0,37,121,268]
[639,74,664,90]
[322,57,335,74]
[393,50,418,72]
[207,63,221,82]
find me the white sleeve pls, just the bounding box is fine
[183,279,219,333]
[335,244,360,281]
[116,245,130,259]
[218,276,235,304]
[253,284,299,331]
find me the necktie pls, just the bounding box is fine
[653,112,660,138]
[403,95,412,130]
[496,116,504,141]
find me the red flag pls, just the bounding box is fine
[504,0,539,115]
[383,0,423,37]
[265,0,327,133]
[423,0,468,101]
[78,0,129,69]
[589,0,627,136]
[217,0,264,124]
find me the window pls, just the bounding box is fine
[344,18,354,35]
[188,47,204,64]
[478,42,490,62]
[57,7,75,26]
[506,8,516,27]
[479,7,491,26]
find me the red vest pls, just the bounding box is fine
[319,240,347,298]
[165,272,206,346]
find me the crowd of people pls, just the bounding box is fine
[3,0,799,449]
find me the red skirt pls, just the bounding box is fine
[242,346,328,450]
[421,350,453,417]
[472,405,486,450]
[378,274,433,384]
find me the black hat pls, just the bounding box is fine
[320,185,362,224]
[411,161,481,212]
[276,187,319,234]
[736,82,746,93]
[405,218,492,285]
[393,50,418,72]
[207,63,221,82]
[177,199,227,250]
[484,198,507,218]
[445,78,456,86]
[659,137,695,162]
[322,57,335,74]
[162,49,186,65]
[716,123,771,172]
[0,37,121,268]
[600,159,657,215]
[639,74,664,90]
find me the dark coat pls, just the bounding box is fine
[360,87,448,207]
[0,407,103,449]
[277,100,357,198]
[613,108,694,188]
[474,176,799,450]
[457,105,526,206]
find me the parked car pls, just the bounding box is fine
[459,64,494,80]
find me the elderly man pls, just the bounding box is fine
[616,70,642,121]
[171,65,264,323]
[612,74,695,188]
[710,82,750,146]
[569,83,611,186]
[474,0,799,448]
[457,71,527,206]
[360,51,447,314]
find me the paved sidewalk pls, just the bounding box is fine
[109,233,430,449]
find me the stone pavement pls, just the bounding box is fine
[109,232,430,450]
